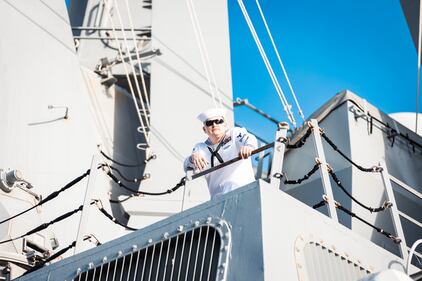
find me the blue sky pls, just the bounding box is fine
[65,0,417,142]
[228,0,417,141]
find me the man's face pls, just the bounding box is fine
[203,117,226,138]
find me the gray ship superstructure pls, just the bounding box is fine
[0,0,421,280]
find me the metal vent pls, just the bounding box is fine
[74,221,229,281]
[303,242,370,281]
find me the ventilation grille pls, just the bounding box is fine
[304,242,370,281]
[74,225,221,281]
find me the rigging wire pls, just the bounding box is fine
[237,0,297,128]
[112,0,151,129]
[0,170,90,226]
[102,0,151,149]
[0,202,95,245]
[254,0,305,121]
[123,0,152,113]
[185,0,222,107]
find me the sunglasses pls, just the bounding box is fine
[205,118,224,127]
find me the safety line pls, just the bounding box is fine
[329,170,392,213]
[0,170,90,226]
[320,132,382,172]
[105,170,186,196]
[100,150,156,167]
[0,202,94,245]
[313,199,400,244]
[95,201,138,231]
[279,163,320,185]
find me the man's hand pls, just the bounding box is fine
[239,146,253,159]
[191,152,208,171]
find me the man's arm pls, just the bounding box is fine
[234,127,258,159]
[183,144,209,172]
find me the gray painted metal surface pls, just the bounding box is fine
[16,181,415,280]
[0,0,421,280]
[282,90,422,266]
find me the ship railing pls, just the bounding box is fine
[188,117,421,265]
[379,165,422,263]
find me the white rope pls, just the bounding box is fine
[255,0,305,121]
[103,0,150,148]
[188,0,223,107]
[186,0,217,107]
[237,0,296,127]
[123,0,152,113]
[112,0,151,129]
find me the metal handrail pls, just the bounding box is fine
[188,142,275,180]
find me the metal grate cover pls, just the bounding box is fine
[73,218,231,281]
[303,242,370,281]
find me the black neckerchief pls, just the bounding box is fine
[207,137,225,167]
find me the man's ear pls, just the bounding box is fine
[202,126,206,133]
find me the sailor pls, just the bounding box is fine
[184,108,258,199]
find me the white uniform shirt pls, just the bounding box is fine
[184,127,258,199]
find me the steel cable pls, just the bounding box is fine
[312,200,400,243]
[95,203,137,231]
[0,169,90,225]
[105,170,186,196]
[281,163,320,185]
[0,202,94,245]
[286,126,313,149]
[320,132,382,172]
[328,170,391,213]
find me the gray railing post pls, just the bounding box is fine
[181,170,194,212]
[256,143,266,179]
[379,160,408,260]
[270,122,289,189]
[310,119,339,222]
[74,154,101,254]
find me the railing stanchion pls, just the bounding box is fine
[74,154,101,254]
[182,170,194,212]
[379,160,408,260]
[270,122,289,189]
[310,119,338,222]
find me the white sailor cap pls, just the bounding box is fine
[197,108,227,123]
